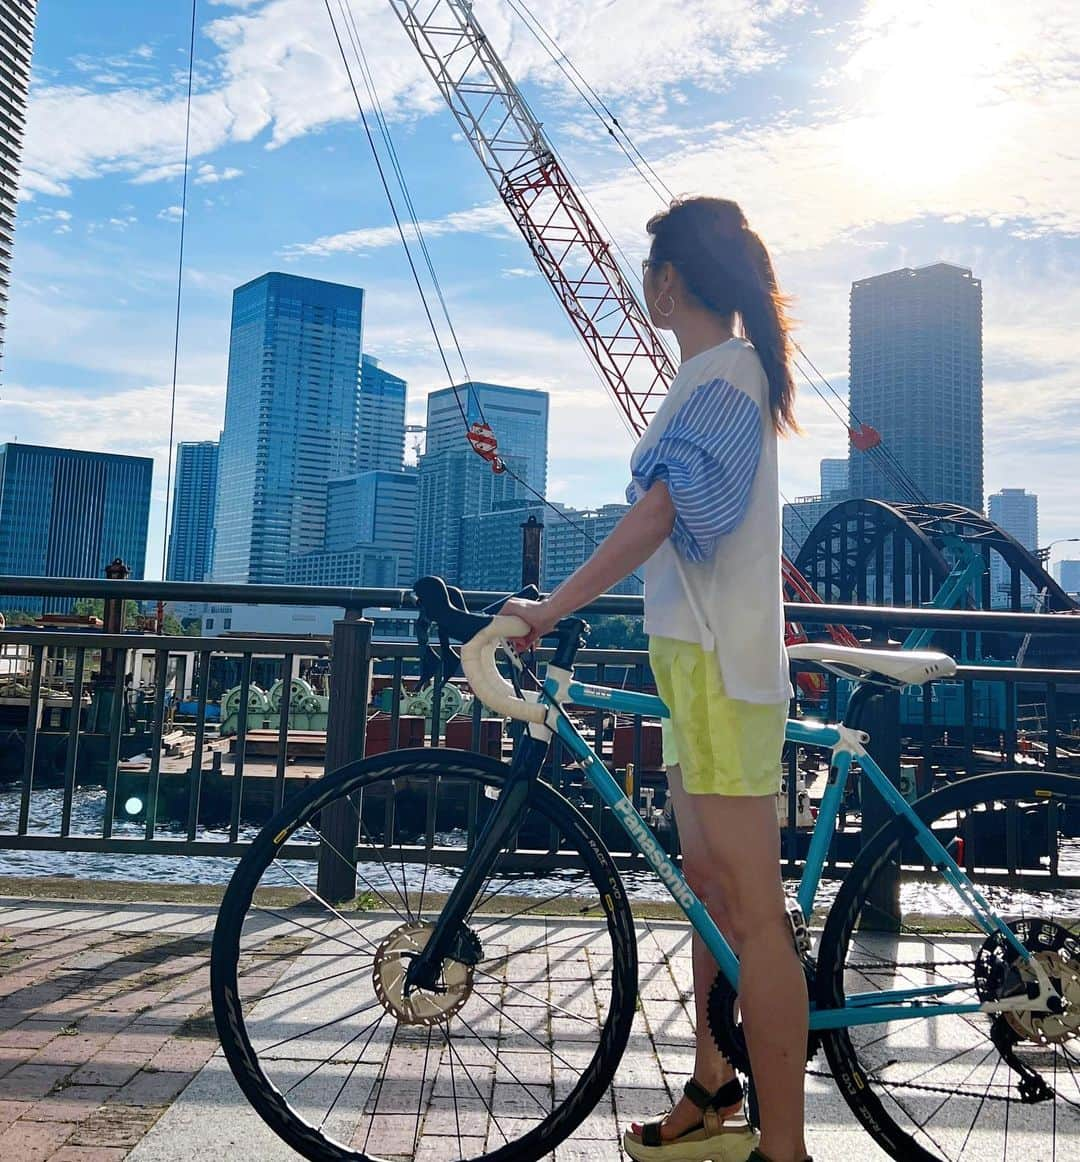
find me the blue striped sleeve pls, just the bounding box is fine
[627,377,762,562]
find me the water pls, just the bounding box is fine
[0,788,1077,918]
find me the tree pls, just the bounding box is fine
[584,614,647,652]
[72,597,141,625]
[1,609,36,626]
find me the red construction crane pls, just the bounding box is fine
[384,0,859,664]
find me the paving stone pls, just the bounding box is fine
[0,1062,73,1100]
[69,1058,142,1088]
[69,1103,166,1149]
[111,1069,196,1107]
[1,1117,76,1161]
[47,1149,130,1162]
[22,1083,115,1123]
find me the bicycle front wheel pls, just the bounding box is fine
[211,748,638,1162]
[816,771,1080,1161]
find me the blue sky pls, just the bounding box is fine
[3,0,1079,579]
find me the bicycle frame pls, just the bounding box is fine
[548,672,1038,1033]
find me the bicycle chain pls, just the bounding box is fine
[806,1066,1021,1104]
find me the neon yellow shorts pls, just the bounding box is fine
[648,635,787,797]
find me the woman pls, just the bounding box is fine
[502,197,810,1162]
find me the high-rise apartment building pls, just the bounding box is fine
[1057,560,1080,596]
[165,440,219,582]
[848,263,983,511]
[820,457,848,498]
[543,503,642,596]
[358,355,406,473]
[988,488,1038,609]
[211,273,364,584]
[0,443,152,612]
[416,383,548,580]
[0,1,36,375]
[459,501,644,596]
[287,468,418,588]
[459,500,547,592]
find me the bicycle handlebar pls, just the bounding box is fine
[460,617,548,725]
[413,576,547,725]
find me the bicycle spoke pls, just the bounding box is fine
[251,906,373,957]
[351,789,416,923]
[284,1006,385,1100]
[214,758,635,1162]
[310,820,409,922]
[260,960,374,1003]
[270,858,380,951]
[411,1025,434,1156]
[473,969,599,1027]
[442,1019,509,1145]
[454,1007,554,1113]
[474,880,594,933]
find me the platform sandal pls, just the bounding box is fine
[745,1151,813,1162]
[623,1076,759,1162]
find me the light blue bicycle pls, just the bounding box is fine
[212,576,1080,1162]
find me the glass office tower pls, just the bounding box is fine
[165,440,219,582]
[0,443,152,612]
[211,273,364,584]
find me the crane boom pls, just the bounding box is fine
[383,0,859,656]
[385,0,675,434]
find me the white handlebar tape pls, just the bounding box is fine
[459,615,547,725]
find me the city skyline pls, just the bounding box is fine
[0,2,1077,576]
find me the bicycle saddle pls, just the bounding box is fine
[787,642,956,686]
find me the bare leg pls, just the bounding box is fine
[681,792,808,1162]
[631,766,743,1140]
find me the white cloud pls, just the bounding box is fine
[157,205,185,221]
[21,0,800,197]
[0,380,226,580]
[193,163,243,184]
[283,204,515,257]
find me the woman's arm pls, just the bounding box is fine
[501,480,675,647]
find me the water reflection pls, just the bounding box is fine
[0,788,1077,917]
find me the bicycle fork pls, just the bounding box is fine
[403,734,550,994]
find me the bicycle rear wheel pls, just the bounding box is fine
[816,771,1080,1161]
[211,748,637,1162]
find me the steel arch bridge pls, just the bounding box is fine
[793,499,1077,614]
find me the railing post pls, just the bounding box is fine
[317,612,373,903]
[520,515,543,589]
[859,686,902,932]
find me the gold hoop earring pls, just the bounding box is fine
[655,292,675,318]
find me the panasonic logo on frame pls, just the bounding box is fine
[612,799,695,910]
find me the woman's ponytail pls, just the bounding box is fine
[646,197,799,435]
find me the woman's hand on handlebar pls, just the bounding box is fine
[498,597,560,652]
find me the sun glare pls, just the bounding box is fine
[843,5,1012,191]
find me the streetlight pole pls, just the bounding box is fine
[1035,537,1080,566]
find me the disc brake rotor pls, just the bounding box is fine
[975,918,1080,1046]
[372,921,474,1026]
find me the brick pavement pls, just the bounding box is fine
[0,901,296,1162]
[0,898,888,1161]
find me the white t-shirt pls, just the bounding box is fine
[627,338,792,704]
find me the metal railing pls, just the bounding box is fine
[1,574,1078,893]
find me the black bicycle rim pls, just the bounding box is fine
[210,748,638,1162]
[816,771,1080,1161]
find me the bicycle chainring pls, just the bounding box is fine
[707,955,820,1073]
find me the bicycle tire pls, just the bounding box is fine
[211,748,638,1162]
[816,771,1080,1161]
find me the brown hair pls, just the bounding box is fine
[646,197,798,435]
